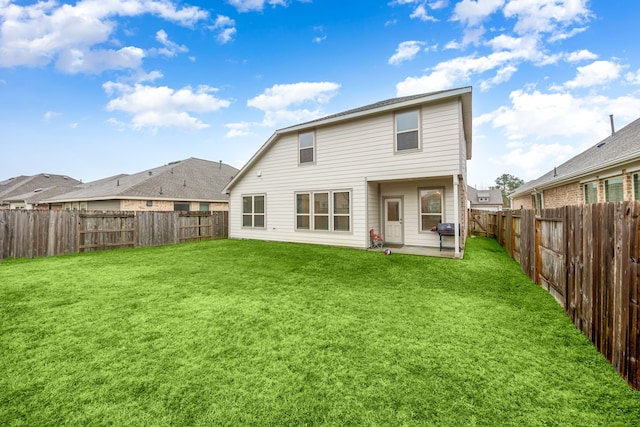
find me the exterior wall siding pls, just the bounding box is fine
[229,99,465,248]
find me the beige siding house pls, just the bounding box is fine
[223,87,472,257]
[43,158,238,212]
[511,116,640,211]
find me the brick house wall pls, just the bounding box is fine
[542,182,583,208]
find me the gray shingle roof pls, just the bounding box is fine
[45,158,238,202]
[467,186,503,206]
[511,116,640,197]
[0,174,81,201]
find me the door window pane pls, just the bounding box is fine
[387,201,399,221]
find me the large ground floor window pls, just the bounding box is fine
[242,194,265,228]
[296,190,350,232]
[419,188,443,231]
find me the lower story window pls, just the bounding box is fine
[634,173,639,201]
[419,188,443,231]
[174,202,190,211]
[584,182,597,204]
[242,195,265,228]
[605,177,623,202]
[296,190,350,232]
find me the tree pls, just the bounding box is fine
[492,174,525,207]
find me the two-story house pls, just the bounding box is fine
[223,87,472,257]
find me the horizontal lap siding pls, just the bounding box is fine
[380,178,455,248]
[230,99,463,248]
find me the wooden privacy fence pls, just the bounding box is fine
[478,203,640,389]
[0,210,228,260]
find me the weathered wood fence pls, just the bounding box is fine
[471,203,640,389]
[0,210,228,260]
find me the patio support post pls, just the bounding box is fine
[453,176,461,258]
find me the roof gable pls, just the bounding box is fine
[224,86,472,193]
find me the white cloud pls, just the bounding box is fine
[227,0,290,13]
[396,43,536,95]
[212,15,237,44]
[452,0,505,27]
[103,82,231,131]
[410,5,437,22]
[247,82,340,127]
[479,64,517,91]
[626,69,640,85]
[503,0,592,36]
[429,1,448,9]
[388,41,425,65]
[43,111,61,122]
[0,0,208,72]
[566,49,597,62]
[563,60,623,89]
[479,89,640,179]
[225,122,254,138]
[153,30,188,57]
[56,46,146,74]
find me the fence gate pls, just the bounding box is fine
[178,212,213,242]
[77,212,136,252]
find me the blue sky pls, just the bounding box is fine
[2,0,639,189]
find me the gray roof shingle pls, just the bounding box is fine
[45,158,238,202]
[0,174,81,201]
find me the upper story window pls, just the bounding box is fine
[634,173,640,201]
[395,110,420,151]
[605,177,623,202]
[584,182,597,204]
[242,194,265,228]
[299,131,315,164]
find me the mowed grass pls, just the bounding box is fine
[1,238,639,426]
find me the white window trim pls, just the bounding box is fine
[418,187,444,233]
[295,190,351,232]
[241,194,266,229]
[298,131,316,165]
[395,109,421,153]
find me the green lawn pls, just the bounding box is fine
[1,237,639,426]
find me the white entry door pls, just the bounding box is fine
[384,198,403,245]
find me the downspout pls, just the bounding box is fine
[453,176,461,258]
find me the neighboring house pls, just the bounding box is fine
[511,116,640,211]
[223,87,472,257]
[467,186,503,211]
[0,174,81,210]
[43,157,238,212]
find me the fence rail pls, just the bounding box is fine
[471,203,640,390]
[0,210,228,260]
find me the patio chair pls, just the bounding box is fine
[370,228,384,249]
